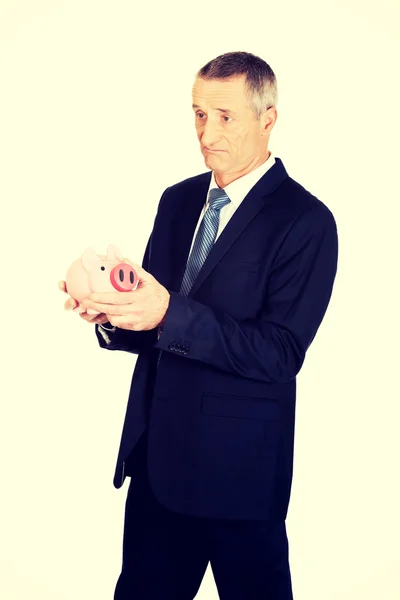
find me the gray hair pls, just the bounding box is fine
[196,51,278,120]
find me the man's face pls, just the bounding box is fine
[192,75,274,178]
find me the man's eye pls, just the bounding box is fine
[195,112,232,123]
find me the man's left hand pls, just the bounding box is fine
[82,261,170,331]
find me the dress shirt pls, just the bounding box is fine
[188,152,276,257]
[98,152,276,343]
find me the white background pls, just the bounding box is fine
[1,0,399,598]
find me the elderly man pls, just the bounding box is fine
[61,51,338,600]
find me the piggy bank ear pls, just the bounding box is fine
[107,244,123,262]
[81,247,99,272]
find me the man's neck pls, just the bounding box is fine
[214,151,271,188]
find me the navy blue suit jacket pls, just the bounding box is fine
[96,157,338,521]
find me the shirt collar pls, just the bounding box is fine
[207,152,276,208]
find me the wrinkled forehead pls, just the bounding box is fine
[192,76,250,112]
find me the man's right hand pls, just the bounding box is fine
[59,280,110,325]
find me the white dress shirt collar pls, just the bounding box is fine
[207,152,276,208]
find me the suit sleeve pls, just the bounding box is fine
[94,184,173,354]
[155,203,338,383]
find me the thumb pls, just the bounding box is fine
[123,259,153,284]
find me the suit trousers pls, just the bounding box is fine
[114,432,293,600]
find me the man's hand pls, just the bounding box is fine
[58,280,109,325]
[81,262,170,331]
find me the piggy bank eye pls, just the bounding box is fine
[101,266,105,271]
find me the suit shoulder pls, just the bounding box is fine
[165,171,211,195]
[280,176,336,225]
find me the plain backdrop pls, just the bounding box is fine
[1,1,399,598]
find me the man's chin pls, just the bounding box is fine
[204,152,227,164]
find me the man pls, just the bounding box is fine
[61,51,338,599]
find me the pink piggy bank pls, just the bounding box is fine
[66,244,139,314]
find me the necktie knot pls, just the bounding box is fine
[207,188,230,212]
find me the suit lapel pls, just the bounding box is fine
[170,158,288,296]
[187,190,265,297]
[169,173,211,293]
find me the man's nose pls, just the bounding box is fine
[201,120,221,147]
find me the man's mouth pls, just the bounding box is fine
[204,147,224,153]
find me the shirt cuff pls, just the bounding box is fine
[99,322,117,332]
[98,324,115,345]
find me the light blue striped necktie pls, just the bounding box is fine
[180,188,231,296]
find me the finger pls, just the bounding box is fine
[83,299,127,315]
[96,315,110,325]
[59,280,67,293]
[107,314,146,330]
[80,312,106,323]
[64,297,78,310]
[123,261,152,285]
[88,290,139,305]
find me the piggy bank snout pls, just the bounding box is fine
[110,263,138,292]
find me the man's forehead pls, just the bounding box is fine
[192,76,247,110]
